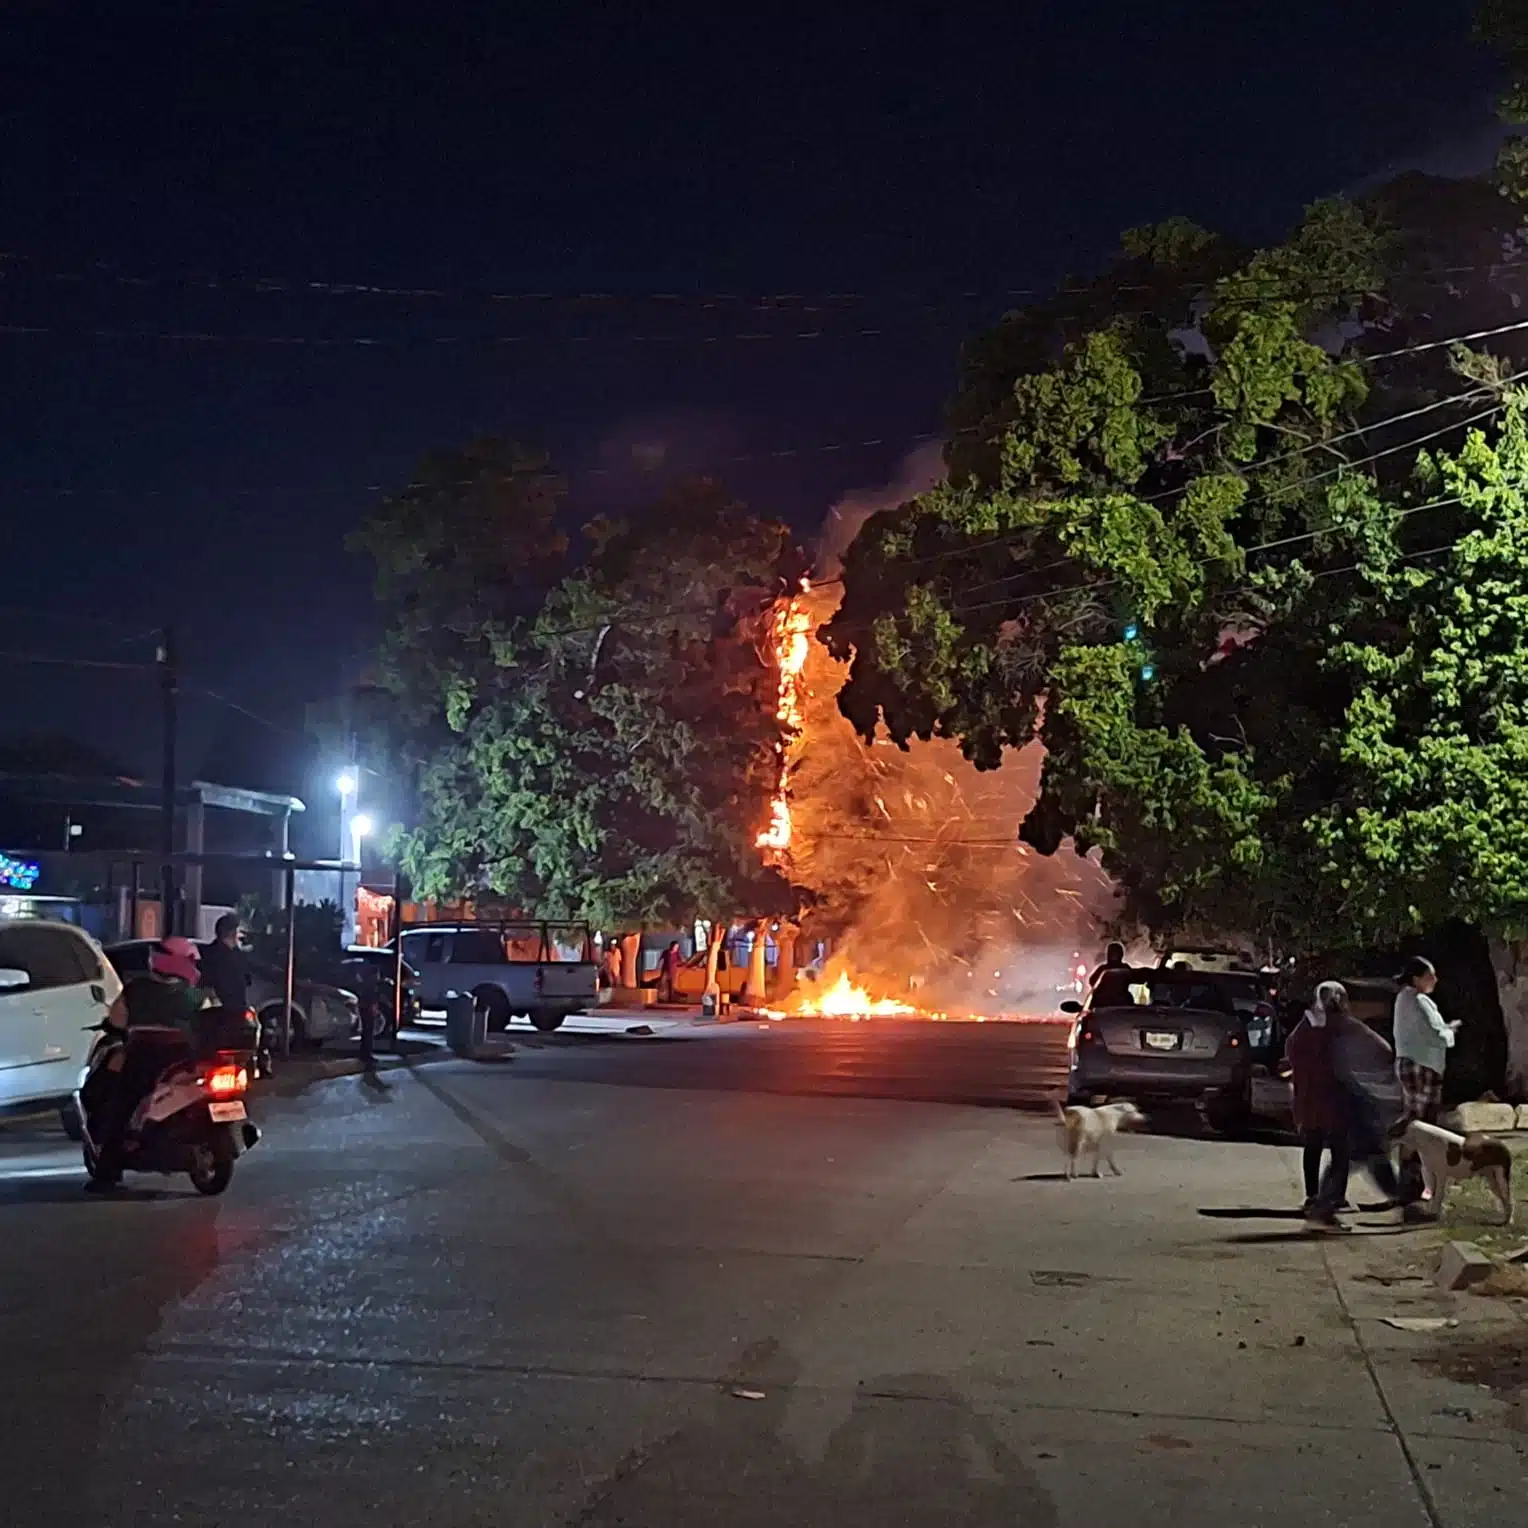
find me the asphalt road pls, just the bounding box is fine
[497,1014,1076,1106]
[2,1021,1522,1526]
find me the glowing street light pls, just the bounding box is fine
[350,813,374,864]
[336,770,358,798]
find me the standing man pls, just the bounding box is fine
[1393,955,1460,1215]
[200,913,250,1014]
[1089,941,1128,990]
[200,912,264,1074]
[661,940,683,1003]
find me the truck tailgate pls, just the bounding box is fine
[535,963,598,1000]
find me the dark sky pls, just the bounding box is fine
[0,0,1499,837]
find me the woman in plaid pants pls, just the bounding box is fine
[1392,956,1460,1217]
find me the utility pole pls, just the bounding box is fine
[158,625,178,937]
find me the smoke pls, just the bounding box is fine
[788,449,1118,1013]
[816,440,946,578]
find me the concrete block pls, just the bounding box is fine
[1516,1104,1528,1132]
[1447,1101,1518,1134]
[1436,1241,1496,1292]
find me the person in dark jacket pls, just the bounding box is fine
[199,913,250,1016]
[1302,981,1403,1230]
[1088,941,1128,990]
[1284,984,1348,1211]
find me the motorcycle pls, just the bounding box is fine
[75,1016,261,1196]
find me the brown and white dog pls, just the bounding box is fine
[1055,1100,1148,1179]
[1400,1120,1515,1225]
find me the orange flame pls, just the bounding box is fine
[756,579,812,859]
[768,970,918,1017]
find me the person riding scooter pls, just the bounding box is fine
[85,936,211,1192]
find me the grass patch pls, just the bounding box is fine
[1439,1139,1528,1254]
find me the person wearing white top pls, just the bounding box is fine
[1393,956,1460,1214]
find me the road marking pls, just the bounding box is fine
[0,1162,83,1180]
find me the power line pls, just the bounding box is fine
[0,320,946,348]
[8,247,1528,313]
[952,386,1516,604]
[1,432,943,501]
[945,489,1471,622]
[891,327,1528,577]
[0,648,152,671]
[185,681,305,739]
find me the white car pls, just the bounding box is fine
[0,919,121,1129]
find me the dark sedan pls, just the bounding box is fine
[1064,967,1253,1133]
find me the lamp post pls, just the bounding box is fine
[337,771,358,946]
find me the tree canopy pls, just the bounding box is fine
[355,447,800,928]
[823,185,1528,961]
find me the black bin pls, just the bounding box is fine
[445,990,484,1056]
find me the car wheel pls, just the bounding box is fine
[474,986,512,1032]
[529,1008,565,1033]
[60,1100,83,1142]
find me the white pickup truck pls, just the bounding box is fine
[396,920,598,1032]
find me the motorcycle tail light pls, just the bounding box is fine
[204,1064,248,1096]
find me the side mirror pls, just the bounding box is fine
[1060,1000,1082,1015]
[0,967,31,992]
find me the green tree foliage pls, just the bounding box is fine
[824,192,1528,966]
[356,451,799,927]
[1478,0,1528,201]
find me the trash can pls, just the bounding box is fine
[445,990,484,1056]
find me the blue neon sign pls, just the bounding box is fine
[0,855,41,891]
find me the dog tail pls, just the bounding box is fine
[1052,1100,1069,1124]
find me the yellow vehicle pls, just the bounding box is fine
[670,947,750,999]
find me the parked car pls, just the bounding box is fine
[1064,965,1255,1133]
[103,941,361,1051]
[333,946,421,1034]
[0,918,120,1134]
[1156,944,1262,975]
[395,920,598,1032]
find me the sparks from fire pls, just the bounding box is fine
[756,579,812,858]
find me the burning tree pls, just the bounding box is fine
[356,454,799,944]
[821,157,1528,1092]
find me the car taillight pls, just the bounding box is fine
[1079,1027,1096,1046]
[1227,1035,1241,1048]
[203,1064,248,1096]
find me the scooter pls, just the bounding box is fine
[76,1022,261,1196]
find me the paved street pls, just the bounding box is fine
[2,1021,1525,1526]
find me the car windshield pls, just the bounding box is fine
[1092,969,1237,1014]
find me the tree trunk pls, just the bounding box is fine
[1415,920,1507,1105]
[704,922,726,998]
[744,918,770,1004]
[1489,934,1528,1102]
[773,925,797,1002]
[619,932,641,991]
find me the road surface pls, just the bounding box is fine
[1,1020,1522,1526]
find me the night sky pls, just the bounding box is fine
[0,0,1499,845]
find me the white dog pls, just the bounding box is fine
[1399,1120,1515,1225]
[1055,1100,1148,1179]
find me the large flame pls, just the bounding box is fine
[756,580,812,858]
[763,970,923,1019]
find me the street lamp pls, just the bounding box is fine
[337,770,363,947]
[350,813,374,864]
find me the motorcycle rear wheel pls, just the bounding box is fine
[188,1138,235,1196]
